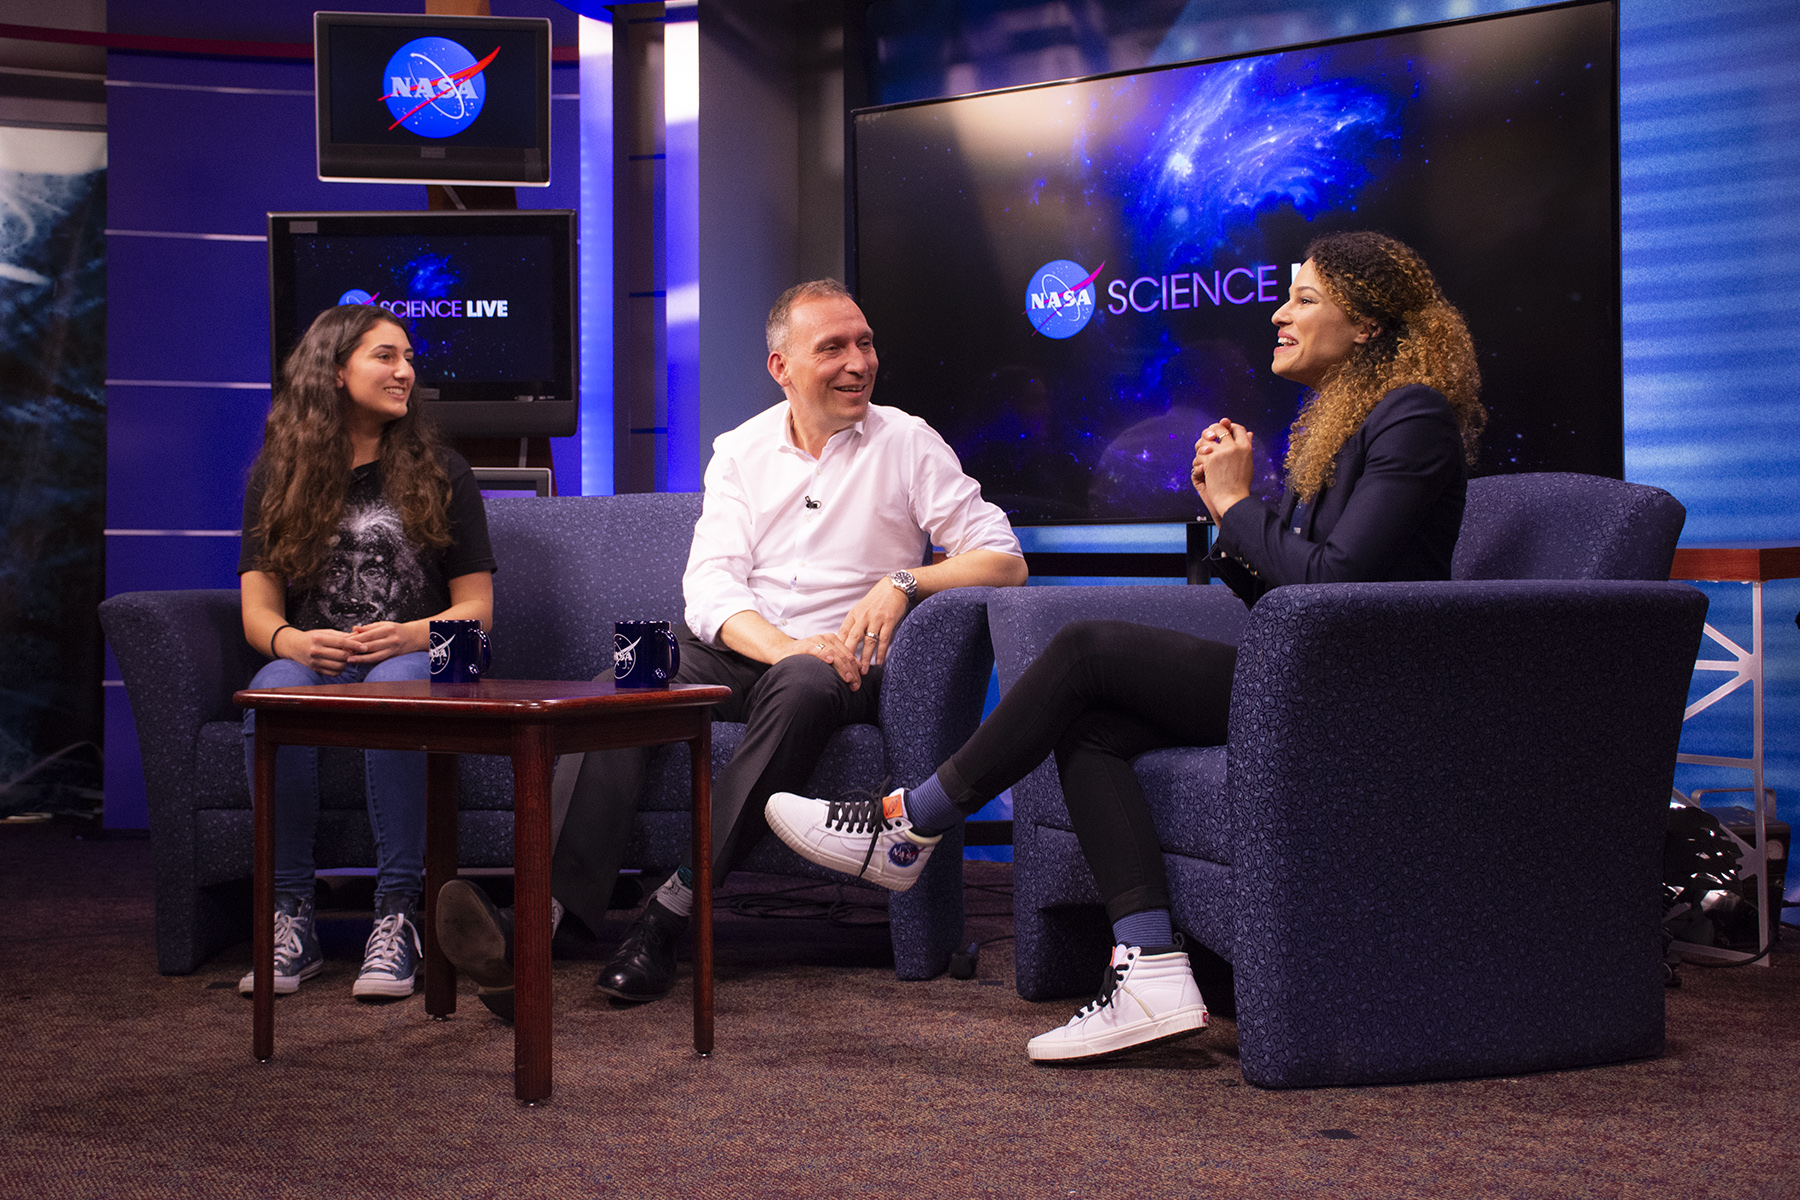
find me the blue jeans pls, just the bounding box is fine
[241,652,431,905]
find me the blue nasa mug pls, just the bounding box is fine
[429,619,490,683]
[615,620,680,688]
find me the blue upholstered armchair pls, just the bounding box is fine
[999,474,1704,1087]
[100,493,993,980]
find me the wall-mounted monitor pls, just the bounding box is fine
[851,0,1620,525]
[268,210,577,438]
[314,11,551,187]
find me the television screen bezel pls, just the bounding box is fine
[847,0,1623,526]
[314,11,553,188]
[266,209,578,438]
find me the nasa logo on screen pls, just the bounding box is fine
[1025,259,1104,339]
[380,36,495,139]
[338,289,379,306]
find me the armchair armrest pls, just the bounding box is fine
[98,589,263,824]
[1225,579,1708,1087]
[987,584,1251,690]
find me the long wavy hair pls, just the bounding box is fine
[250,305,451,585]
[1282,232,1485,502]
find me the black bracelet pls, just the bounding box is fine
[269,623,294,658]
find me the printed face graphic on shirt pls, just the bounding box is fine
[303,500,427,630]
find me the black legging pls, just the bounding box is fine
[938,619,1237,923]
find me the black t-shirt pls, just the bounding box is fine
[238,450,496,632]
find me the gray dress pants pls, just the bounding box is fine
[548,625,883,935]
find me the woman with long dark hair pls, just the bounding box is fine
[236,304,496,1000]
[768,231,1484,1061]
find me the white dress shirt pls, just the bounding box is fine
[683,401,1023,645]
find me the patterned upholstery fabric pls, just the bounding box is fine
[1000,474,1706,1087]
[1228,580,1704,1086]
[1453,473,1685,581]
[100,493,995,979]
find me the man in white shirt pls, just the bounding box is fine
[437,280,1026,1013]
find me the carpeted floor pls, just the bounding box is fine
[2,822,1797,1199]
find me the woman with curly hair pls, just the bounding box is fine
[766,231,1482,1062]
[236,304,496,1001]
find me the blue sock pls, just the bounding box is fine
[1112,909,1174,950]
[902,773,961,836]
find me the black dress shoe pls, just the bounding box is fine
[436,879,514,989]
[595,898,687,1003]
[473,985,515,1023]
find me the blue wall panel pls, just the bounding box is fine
[105,385,268,530]
[106,238,270,382]
[105,535,244,598]
[106,58,423,234]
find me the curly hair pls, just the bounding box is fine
[1282,232,1485,502]
[765,278,854,354]
[249,305,451,586]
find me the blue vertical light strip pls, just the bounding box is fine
[665,10,702,492]
[579,13,615,495]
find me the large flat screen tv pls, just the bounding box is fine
[267,210,577,438]
[851,0,1620,525]
[314,11,552,187]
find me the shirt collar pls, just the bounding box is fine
[779,403,867,458]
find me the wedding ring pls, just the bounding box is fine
[864,633,878,640]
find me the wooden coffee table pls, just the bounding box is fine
[234,679,731,1102]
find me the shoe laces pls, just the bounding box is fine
[822,789,901,877]
[272,909,309,967]
[1073,951,1135,1020]
[363,912,417,976]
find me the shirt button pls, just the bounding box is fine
[778,619,788,627]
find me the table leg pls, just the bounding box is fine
[252,728,277,1062]
[691,720,714,1057]
[511,724,554,1103]
[423,752,459,1018]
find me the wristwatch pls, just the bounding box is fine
[887,569,918,603]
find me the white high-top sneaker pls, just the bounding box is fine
[765,788,940,892]
[1027,942,1209,1062]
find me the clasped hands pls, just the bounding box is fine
[279,621,416,676]
[1191,418,1254,526]
[776,576,909,691]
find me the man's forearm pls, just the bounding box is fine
[911,549,1028,598]
[716,609,795,665]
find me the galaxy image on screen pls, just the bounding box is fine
[852,2,1619,525]
[285,233,556,391]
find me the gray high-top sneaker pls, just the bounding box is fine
[353,892,422,1001]
[237,892,323,996]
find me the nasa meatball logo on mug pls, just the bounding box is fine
[614,621,680,689]
[429,619,490,683]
